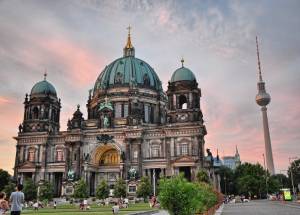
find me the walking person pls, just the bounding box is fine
[0,192,9,215]
[9,184,24,215]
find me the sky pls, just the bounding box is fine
[0,0,299,175]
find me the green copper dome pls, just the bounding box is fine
[170,66,196,83]
[31,79,57,97]
[94,56,163,92]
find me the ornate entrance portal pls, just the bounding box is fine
[88,144,122,196]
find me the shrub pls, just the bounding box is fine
[96,180,109,200]
[114,178,126,198]
[23,179,37,201]
[136,177,152,201]
[38,181,54,201]
[73,179,88,199]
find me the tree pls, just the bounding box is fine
[38,181,54,201]
[114,178,126,198]
[96,180,109,200]
[73,179,88,199]
[136,177,152,201]
[3,182,16,198]
[23,179,37,201]
[0,169,10,191]
[159,174,202,215]
[288,158,300,192]
[218,166,235,195]
[272,174,290,189]
[196,169,209,184]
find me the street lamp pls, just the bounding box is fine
[289,157,298,200]
[224,176,227,196]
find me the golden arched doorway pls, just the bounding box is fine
[92,145,120,166]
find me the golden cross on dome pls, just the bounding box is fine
[127,25,131,35]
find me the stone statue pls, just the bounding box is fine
[67,169,75,181]
[18,124,23,133]
[103,115,110,128]
[67,119,72,130]
[128,167,137,179]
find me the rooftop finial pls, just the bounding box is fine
[181,57,184,67]
[125,25,133,49]
[256,36,263,82]
[44,70,47,81]
[123,25,135,57]
[77,104,80,110]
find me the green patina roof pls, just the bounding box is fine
[94,56,163,92]
[170,67,196,83]
[31,80,57,96]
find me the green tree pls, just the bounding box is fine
[0,169,10,191]
[3,182,16,198]
[136,176,152,201]
[194,182,218,213]
[38,181,53,201]
[288,158,300,192]
[196,169,209,184]
[73,179,88,199]
[218,166,235,195]
[235,162,272,198]
[96,180,109,200]
[272,174,290,189]
[114,178,126,198]
[23,179,37,201]
[159,174,201,215]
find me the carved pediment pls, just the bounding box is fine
[18,161,36,168]
[173,156,195,163]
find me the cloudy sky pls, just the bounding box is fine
[0,0,299,174]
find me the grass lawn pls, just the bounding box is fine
[21,203,157,215]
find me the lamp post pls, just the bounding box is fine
[224,176,227,196]
[289,157,298,200]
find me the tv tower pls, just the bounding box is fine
[255,36,275,175]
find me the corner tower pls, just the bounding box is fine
[166,59,203,123]
[255,37,275,175]
[20,73,61,134]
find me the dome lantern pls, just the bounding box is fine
[123,25,135,57]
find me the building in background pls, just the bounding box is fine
[13,29,219,197]
[222,146,241,170]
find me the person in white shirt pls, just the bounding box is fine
[112,203,119,214]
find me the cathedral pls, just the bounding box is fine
[13,30,216,197]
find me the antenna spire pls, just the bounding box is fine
[256,36,263,82]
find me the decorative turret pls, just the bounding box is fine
[166,59,203,124]
[20,73,61,133]
[67,105,84,130]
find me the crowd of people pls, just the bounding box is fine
[0,184,160,215]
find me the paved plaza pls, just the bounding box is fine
[221,200,300,215]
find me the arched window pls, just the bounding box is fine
[181,143,188,155]
[32,107,39,119]
[28,148,35,162]
[151,144,160,158]
[179,95,187,109]
[56,148,64,161]
[143,73,150,86]
[114,72,123,84]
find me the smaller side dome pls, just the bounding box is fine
[170,59,196,83]
[30,74,57,97]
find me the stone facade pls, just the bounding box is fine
[14,32,217,197]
